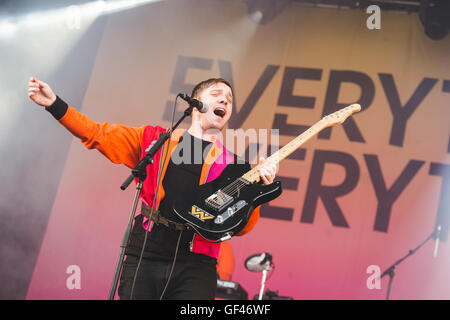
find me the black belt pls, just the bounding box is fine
[141,202,188,231]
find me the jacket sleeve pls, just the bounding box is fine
[237,205,260,236]
[217,242,235,280]
[46,96,146,169]
[229,161,260,236]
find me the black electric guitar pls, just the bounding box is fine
[173,104,361,242]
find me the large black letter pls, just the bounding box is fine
[378,74,438,147]
[364,154,424,232]
[318,70,375,142]
[301,150,359,227]
[261,176,299,221]
[278,67,322,108]
[272,67,322,137]
[218,60,236,106]
[429,163,450,241]
[443,80,450,153]
[272,113,309,136]
[164,56,213,121]
[228,65,279,129]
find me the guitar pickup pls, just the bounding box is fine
[205,190,234,211]
[214,200,247,224]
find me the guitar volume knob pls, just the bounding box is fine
[215,215,224,224]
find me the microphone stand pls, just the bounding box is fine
[258,265,271,300]
[257,254,273,300]
[379,227,439,300]
[107,103,195,300]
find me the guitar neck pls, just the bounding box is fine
[241,103,361,184]
[241,120,327,184]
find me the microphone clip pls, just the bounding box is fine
[178,93,209,113]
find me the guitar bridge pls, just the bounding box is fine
[205,190,234,211]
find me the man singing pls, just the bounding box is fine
[28,77,277,300]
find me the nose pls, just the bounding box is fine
[217,94,229,107]
[218,96,227,105]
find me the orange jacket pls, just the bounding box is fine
[51,98,260,250]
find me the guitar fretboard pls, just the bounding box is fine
[241,120,326,183]
[241,103,361,184]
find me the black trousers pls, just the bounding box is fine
[117,254,218,300]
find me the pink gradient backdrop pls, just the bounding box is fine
[27,0,450,299]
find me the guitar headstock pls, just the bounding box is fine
[322,104,361,126]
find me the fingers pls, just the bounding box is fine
[28,78,40,97]
[29,78,38,89]
[259,170,271,185]
[28,86,39,97]
[28,77,48,89]
[257,167,273,185]
[29,77,39,86]
[28,77,51,100]
[28,78,56,106]
[258,157,277,174]
[257,157,277,185]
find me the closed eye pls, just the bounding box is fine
[210,90,233,104]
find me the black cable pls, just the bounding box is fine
[159,229,183,300]
[129,96,178,299]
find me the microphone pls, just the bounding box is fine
[244,252,273,272]
[178,93,209,113]
[433,225,441,258]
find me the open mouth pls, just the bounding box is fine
[213,107,226,118]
